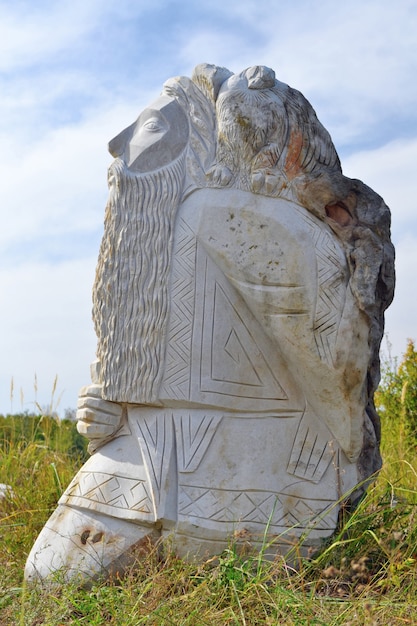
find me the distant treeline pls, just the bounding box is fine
[0,412,88,462]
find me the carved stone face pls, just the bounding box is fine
[108,94,189,173]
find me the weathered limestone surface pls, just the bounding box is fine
[25,64,395,582]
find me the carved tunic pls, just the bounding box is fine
[61,189,360,547]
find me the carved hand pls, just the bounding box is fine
[76,384,129,452]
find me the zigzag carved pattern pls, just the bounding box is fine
[161,220,197,400]
[178,485,335,531]
[64,471,152,513]
[302,213,346,365]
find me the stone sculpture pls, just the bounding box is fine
[25,64,395,582]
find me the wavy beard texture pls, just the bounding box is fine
[93,155,185,403]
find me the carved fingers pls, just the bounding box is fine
[76,384,127,446]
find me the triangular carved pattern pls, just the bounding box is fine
[174,413,222,473]
[213,289,266,386]
[198,251,288,401]
[302,212,346,365]
[64,471,152,513]
[178,485,334,530]
[134,415,173,499]
[160,219,197,400]
[280,496,336,531]
[287,421,335,483]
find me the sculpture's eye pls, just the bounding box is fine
[142,118,165,132]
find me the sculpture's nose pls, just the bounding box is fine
[108,124,134,159]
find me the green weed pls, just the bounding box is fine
[0,378,416,625]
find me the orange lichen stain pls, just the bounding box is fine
[284,129,304,179]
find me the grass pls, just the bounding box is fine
[0,409,416,625]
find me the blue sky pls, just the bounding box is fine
[1,0,416,415]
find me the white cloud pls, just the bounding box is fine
[239,1,417,143]
[383,233,417,359]
[342,138,417,234]
[0,0,103,71]
[175,0,417,153]
[342,138,417,358]
[0,98,155,253]
[0,257,97,415]
[0,89,160,415]
[1,0,416,415]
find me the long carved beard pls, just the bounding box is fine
[93,155,185,403]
